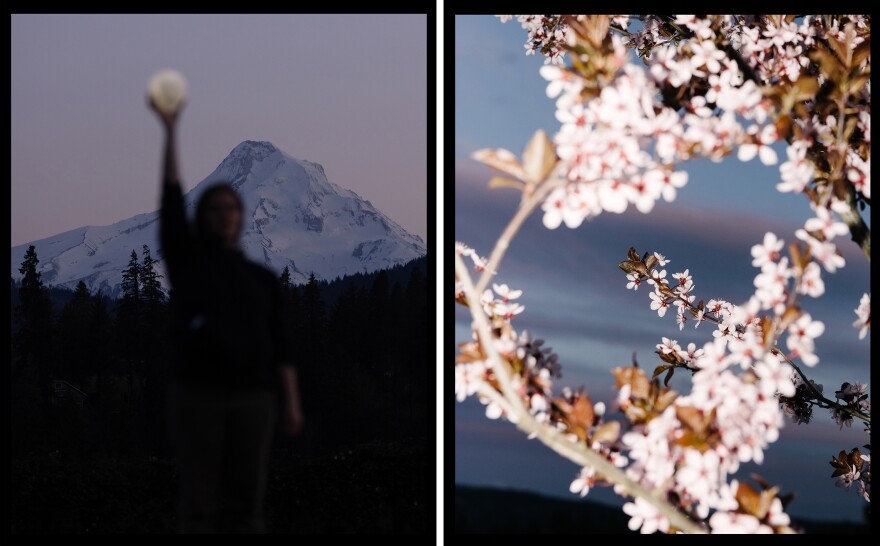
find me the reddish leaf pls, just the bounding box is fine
[571,393,595,429]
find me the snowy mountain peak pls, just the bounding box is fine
[11,141,426,298]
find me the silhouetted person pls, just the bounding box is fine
[149,96,304,533]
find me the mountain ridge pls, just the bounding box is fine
[10,140,426,298]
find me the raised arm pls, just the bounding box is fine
[149,96,188,281]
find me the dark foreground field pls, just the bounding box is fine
[11,438,429,534]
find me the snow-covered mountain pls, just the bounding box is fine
[10,140,426,299]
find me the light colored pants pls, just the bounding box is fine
[169,381,277,533]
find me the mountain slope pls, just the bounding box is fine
[10,141,426,298]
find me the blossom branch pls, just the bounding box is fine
[455,252,707,534]
[630,250,870,426]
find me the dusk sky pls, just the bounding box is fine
[11,14,427,247]
[454,16,871,525]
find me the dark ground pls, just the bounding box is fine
[10,438,429,535]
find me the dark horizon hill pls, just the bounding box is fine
[454,485,870,534]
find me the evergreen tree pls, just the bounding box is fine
[299,272,328,455]
[56,281,93,383]
[302,272,327,331]
[140,244,165,310]
[89,290,114,409]
[402,264,428,437]
[116,249,143,414]
[280,265,292,291]
[11,247,55,456]
[138,244,170,456]
[120,249,141,313]
[13,245,54,380]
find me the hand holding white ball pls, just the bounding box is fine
[147,69,187,116]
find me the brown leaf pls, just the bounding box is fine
[848,448,863,469]
[471,147,528,181]
[655,390,679,413]
[657,283,677,299]
[522,129,558,184]
[778,306,801,334]
[611,366,650,400]
[488,176,524,190]
[809,48,844,81]
[618,259,647,277]
[675,405,705,434]
[653,364,672,378]
[674,431,709,453]
[735,481,762,517]
[774,114,793,140]
[624,405,647,423]
[592,420,621,444]
[852,37,871,67]
[848,73,870,96]
[792,77,819,102]
[760,316,775,348]
[571,393,595,429]
[788,242,802,271]
[656,351,678,365]
[619,247,649,277]
[456,341,485,363]
[825,34,851,69]
[755,486,780,520]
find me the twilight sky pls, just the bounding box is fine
[11,14,427,247]
[454,15,871,525]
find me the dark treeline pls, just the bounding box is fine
[10,245,429,461]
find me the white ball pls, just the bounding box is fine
[147,69,188,115]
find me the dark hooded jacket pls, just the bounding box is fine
[160,180,293,391]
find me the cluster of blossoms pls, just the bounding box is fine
[620,241,870,524]
[614,242,818,532]
[627,233,831,371]
[500,15,870,258]
[454,243,562,424]
[497,15,571,65]
[529,22,779,230]
[853,293,870,339]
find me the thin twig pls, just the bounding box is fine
[474,165,565,296]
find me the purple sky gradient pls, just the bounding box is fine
[11,14,427,247]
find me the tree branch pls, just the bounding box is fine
[456,253,706,534]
